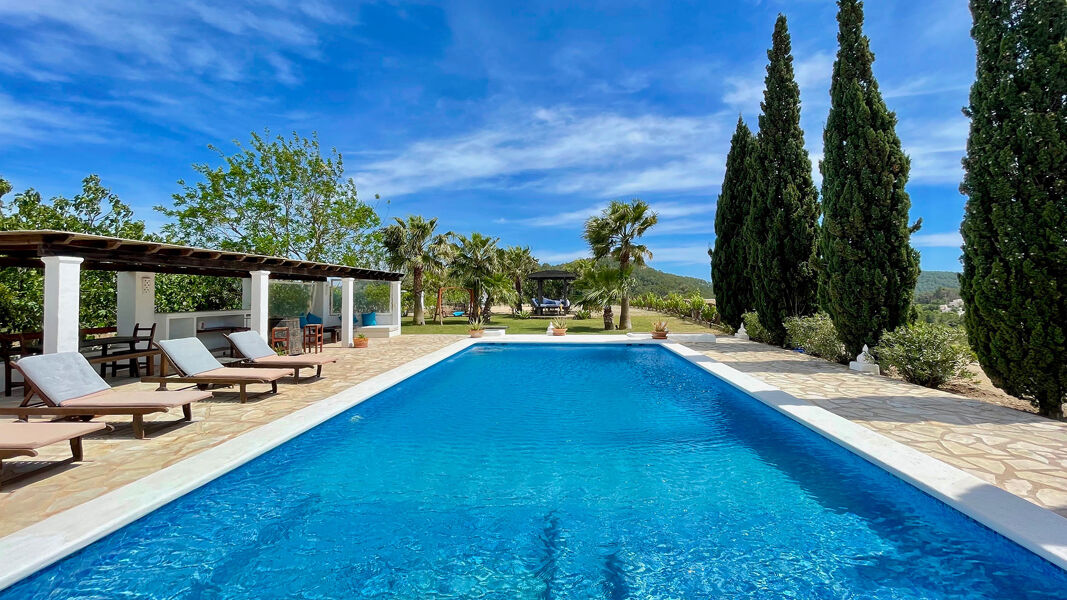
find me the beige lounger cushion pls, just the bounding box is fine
[0,422,106,450]
[197,367,292,382]
[249,354,336,367]
[59,389,210,410]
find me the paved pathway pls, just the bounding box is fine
[683,337,1067,517]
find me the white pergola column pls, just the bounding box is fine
[116,271,156,335]
[389,279,402,334]
[42,256,83,354]
[341,277,355,347]
[250,270,271,339]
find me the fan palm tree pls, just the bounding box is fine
[574,263,632,331]
[499,246,540,314]
[451,232,500,322]
[481,272,519,322]
[380,216,453,325]
[583,199,658,329]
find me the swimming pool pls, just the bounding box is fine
[3,343,1066,598]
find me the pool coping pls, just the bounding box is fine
[0,335,1064,590]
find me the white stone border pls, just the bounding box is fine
[0,336,1064,592]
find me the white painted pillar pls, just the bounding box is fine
[42,256,83,354]
[389,279,402,334]
[116,271,156,335]
[341,277,355,347]
[250,270,271,339]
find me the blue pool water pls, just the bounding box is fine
[5,343,1066,598]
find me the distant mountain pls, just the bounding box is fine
[916,270,961,294]
[545,260,714,297]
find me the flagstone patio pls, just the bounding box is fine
[1,333,1064,543]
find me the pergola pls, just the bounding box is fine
[0,230,404,353]
[529,269,577,303]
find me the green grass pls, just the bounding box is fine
[401,311,721,335]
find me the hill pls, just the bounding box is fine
[545,260,714,297]
[916,271,961,294]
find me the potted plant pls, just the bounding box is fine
[353,333,369,348]
[651,320,669,339]
[469,317,485,338]
[551,317,568,336]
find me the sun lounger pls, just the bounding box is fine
[0,421,107,486]
[0,352,208,439]
[225,331,336,381]
[146,338,291,404]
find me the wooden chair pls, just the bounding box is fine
[303,323,324,354]
[108,322,157,377]
[270,326,290,354]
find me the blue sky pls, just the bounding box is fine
[0,0,974,279]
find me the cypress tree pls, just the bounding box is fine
[960,0,1067,418]
[818,0,921,358]
[712,116,758,330]
[744,14,820,345]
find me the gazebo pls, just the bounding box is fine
[528,269,577,314]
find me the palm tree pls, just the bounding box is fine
[574,263,632,331]
[583,199,658,329]
[498,246,539,314]
[481,272,519,321]
[380,216,453,325]
[451,232,500,322]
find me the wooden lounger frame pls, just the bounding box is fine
[140,353,281,404]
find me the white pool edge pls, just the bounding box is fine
[0,335,1063,590]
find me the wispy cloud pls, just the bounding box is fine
[355,106,729,198]
[0,93,108,145]
[912,232,962,248]
[723,51,834,110]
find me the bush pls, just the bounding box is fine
[517,310,532,320]
[573,308,591,320]
[873,322,975,388]
[784,313,849,363]
[700,303,718,323]
[741,311,774,344]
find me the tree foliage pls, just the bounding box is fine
[161,130,382,267]
[817,0,921,357]
[499,246,539,314]
[583,199,658,330]
[381,215,453,325]
[959,0,1067,417]
[712,116,758,330]
[451,232,501,322]
[744,15,820,345]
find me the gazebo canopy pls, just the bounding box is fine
[528,269,577,281]
[0,230,403,282]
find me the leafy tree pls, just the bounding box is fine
[161,130,383,267]
[451,232,500,323]
[574,260,632,331]
[744,15,820,345]
[583,199,658,329]
[380,216,453,325]
[480,272,519,321]
[499,246,540,314]
[0,175,146,331]
[959,0,1067,418]
[712,116,758,330]
[818,0,921,358]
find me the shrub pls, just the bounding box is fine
[700,303,718,324]
[784,313,849,363]
[573,308,591,320]
[873,322,975,388]
[517,310,532,320]
[741,311,774,344]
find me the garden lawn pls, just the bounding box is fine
[401,310,720,335]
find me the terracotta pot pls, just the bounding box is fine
[470,330,485,338]
[552,329,568,336]
[651,331,668,339]
[353,338,369,348]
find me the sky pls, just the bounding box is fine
[0,0,976,280]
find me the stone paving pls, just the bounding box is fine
[0,334,464,538]
[683,337,1067,517]
[1,332,1065,542]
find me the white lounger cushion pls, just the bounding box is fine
[156,338,224,376]
[226,331,275,360]
[15,352,111,404]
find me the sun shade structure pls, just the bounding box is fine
[0,230,404,355]
[527,270,577,315]
[0,230,403,282]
